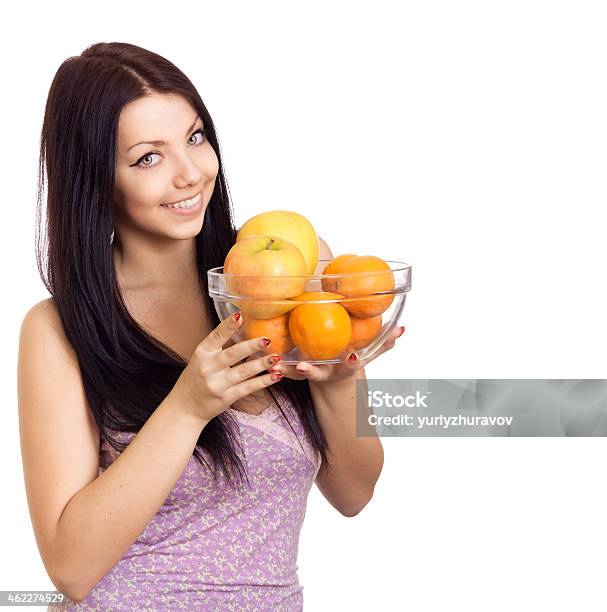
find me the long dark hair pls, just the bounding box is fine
[35,41,328,491]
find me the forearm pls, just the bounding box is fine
[310,372,383,514]
[51,392,208,601]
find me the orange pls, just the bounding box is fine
[288,291,352,360]
[348,314,383,350]
[321,254,357,293]
[327,255,395,318]
[241,312,294,355]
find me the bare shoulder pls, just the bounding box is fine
[18,297,99,439]
[20,298,82,375]
[18,298,100,582]
[22,297,54,323]
[22,298,62,336]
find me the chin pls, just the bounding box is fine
[171,223,204,239]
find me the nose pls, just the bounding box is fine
[172,152,203,189]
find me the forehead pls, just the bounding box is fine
[117,93,198,145]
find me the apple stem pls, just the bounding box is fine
[267,238,276,249]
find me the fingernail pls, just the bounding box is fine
[296,366,308,374]
[260,337,272,347]
[271,372,283,381]
[268,354,281,364]
[348,352,358,362]
[233,312,241,322]
[398,326,405,337]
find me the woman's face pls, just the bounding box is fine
[113,93,219,242]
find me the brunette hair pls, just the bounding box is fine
[35,41,328,490]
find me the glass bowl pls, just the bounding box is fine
[207,259,412,365]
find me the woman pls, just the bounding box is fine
[17,42,403,610]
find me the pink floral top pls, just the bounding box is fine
[57,396,322,611]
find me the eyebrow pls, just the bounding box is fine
[127,115,202,152]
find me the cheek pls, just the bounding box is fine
[199,144,220,179]
[116,167,169,208]
[210,152,220,178]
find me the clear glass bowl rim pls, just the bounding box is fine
[208,259,412,280]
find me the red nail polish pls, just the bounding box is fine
[270,355,281,364]
[398,326,405,337]
[348,352,358,362]
[233,312,241,322]
[261,337,272,347]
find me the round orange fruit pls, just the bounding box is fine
[321,254,357,293]
[348,314,383,350]
[241,312,294,355]
[288,291,352,360]
[335,255,395,318]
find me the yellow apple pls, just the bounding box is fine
[237,210,319,275]
[223,235,307,319]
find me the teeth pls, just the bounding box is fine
[162,192,201,209]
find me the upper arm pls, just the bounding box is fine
[17,299,100,584]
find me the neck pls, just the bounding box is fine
[113,233,201,294]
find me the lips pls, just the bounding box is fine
[161,191,202,207]
[160,192,203,216]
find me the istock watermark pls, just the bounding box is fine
[368,390,430,408]
[355,379,607,437]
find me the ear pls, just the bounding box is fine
[315,235,334,275]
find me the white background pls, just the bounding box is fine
[2,1,607,610]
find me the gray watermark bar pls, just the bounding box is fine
[355,379,607,436]
[0,591,68,606]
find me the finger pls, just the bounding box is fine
[223,336,237,349]
[224,370,284,405]
[295,362,311,376]
[384,326,404,344]
[226,352,282,386]
[362,326,404,363]
[345,351,361,368]
[199,311,244,353]
[215,336,276,370]
[266,363,306,380]
[360,340,396,365]
[295,362,330,381]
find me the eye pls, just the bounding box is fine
[136,153,161,170]
[134,128,207,170]
[188,128,206,146]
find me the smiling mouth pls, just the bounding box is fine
[160,191,202,209]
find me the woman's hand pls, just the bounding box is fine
[266,324,406,383]
[172,313,283,423]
